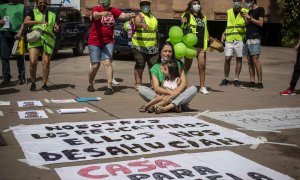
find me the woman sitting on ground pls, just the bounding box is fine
[139,41,197,113]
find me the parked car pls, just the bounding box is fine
[25,5,87,57]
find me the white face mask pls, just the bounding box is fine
[245,1,254,7]
[233,2,242,9]
[192,4,201,13]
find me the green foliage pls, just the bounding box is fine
[278,0,300,47]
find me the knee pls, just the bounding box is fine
[103,60,111,67]
[30,60,38,67]
[135,63,145,69]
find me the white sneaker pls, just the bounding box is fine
[200,87,209,94]
[112,78,120,85]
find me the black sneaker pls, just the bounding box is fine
[234,80,240,87]
[104,88,113,95]
[0,79,10,86]
[252,83,264,91]
[42,84,50,92]
[219,79,229,86]
[19,78,26,85]
[30,83,36,91]
[249,81,255,88]
[87,84,95,92]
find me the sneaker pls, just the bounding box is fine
[200,87,209,94]
[112,78,120,85]
[219,79,229,86]
[279,87,296,96]
[87,84,95,92]
[30,83,36,91]
[240,81,255,89]
[41,84,50,92]
[19,78,26,85]
[104,88,113,95]
[252,83,264,91]
[234,80,241,87]
[0,79,10,86]
[249,81,255,88]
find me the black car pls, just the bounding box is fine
[26,5,87,57]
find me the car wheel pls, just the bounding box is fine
[73,38,85,56]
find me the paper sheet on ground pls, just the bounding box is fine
[18,110,48,119]
[12,116,257,166]
[0,101,10,106]
[17,101,43,107]
[204,108,300,130]
[55,150,293,180]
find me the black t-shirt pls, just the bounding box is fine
[246,7,265,39]
[184,13,205,48]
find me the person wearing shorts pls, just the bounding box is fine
[220,0,248,87]
[87,0,135,95]
[242,0,265,90]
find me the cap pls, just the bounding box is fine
[140,0,151,5]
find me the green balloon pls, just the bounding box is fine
[168,26,184,43]
[123,21,131,31]
[183,33,198,46]
[174,42,187,59]
[185,46,197,59]
[166,38,178,46]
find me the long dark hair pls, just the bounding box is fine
[158,41,176,63]
[167,61,180,81]
[184,0,204,19]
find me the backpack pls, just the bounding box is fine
[123,13,143,39]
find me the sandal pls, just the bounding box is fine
[139,106,147,113]
[175,106,182,113]
[155,106,162,114]
[147,106,155,113]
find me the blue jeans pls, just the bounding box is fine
[0,31,25,81]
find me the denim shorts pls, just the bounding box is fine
[243,39,261,56]
[88,44,114,63]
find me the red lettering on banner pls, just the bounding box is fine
[106,164,132,176]
[127,160,156,172]
[155,160,181,168]
[77,166,109,179]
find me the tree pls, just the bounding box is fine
[278,0,300,47]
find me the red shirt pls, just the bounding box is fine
[88,6,122,47]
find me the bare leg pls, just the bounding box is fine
[252,55,262,83]
[103,59,113,88]
[134,68,144,85]
[224,56,232,78]
[88,62,100,85]
[184,57,193,72]
[235,57,243,79]
[197,49,206,87]
[41,51,51,84]
[247,56,255,82]
[28,48,39,83]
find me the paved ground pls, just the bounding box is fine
[0,46,299,180]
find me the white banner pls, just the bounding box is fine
[204,108,300,130]
[55,150,293,180]
[12,116,257,166]
[51,0,80,10]
[18,110,48,119]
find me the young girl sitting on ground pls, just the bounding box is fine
[140,61,182,113]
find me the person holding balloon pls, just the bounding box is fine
[180,0,211,95]
[139,41,197,113]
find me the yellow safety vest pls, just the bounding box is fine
[27,8,56,55]
[225,8,248,42]
[132,12,158,47]
[181,12,208,51]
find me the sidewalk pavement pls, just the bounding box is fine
[0,46,299,179]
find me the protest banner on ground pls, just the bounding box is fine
[18,110,48,119]
[17,100,43,107]
[12,116,257,166]
[204,108,300,130]
[55,150,293,180]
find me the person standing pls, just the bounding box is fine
[220,0,248,87]
[279,32,300,96]
[181,0,211,94]
[132,0,159,91]
[87,0,135,95]
[242,0,265,90]
[0,0,26,86]
[23,0,59,92]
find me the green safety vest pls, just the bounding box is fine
[132,12,158,47]
[181,12,209,51]
[27,8,56,55]
[225,8,248,42]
